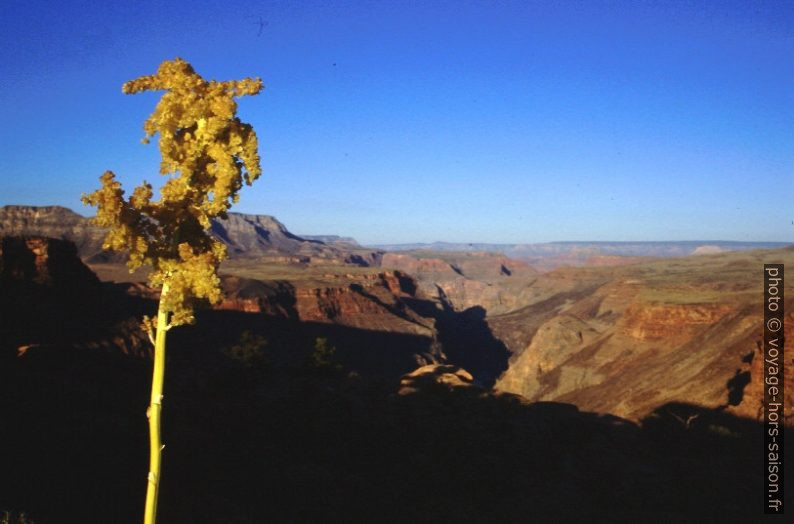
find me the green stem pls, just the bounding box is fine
[144,281,169,524]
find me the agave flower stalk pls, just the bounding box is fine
[82,58,263,524]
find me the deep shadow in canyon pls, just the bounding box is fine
[348,278,511,387]
[405,299,511,388]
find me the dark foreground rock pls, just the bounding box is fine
[0,343,778,523]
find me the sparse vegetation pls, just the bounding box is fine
[307,336,341,370]
[224,330,269,368]
[1,511,34,524]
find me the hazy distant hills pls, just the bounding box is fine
[374,240,791,258]
[299,235,360,247]
[374,240,792,271]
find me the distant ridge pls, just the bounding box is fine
[0,205,375,264]
[2,205,790,267]
[300,235,360,247]
[371,240,793,260]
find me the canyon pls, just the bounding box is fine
[3,205,791,424]
[488,250,794,421]
[2,205,791,521]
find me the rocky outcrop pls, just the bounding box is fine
[397,364,478,395]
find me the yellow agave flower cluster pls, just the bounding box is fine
[82,58,263,326]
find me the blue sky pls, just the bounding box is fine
[0,0,791,244]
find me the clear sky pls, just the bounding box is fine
[0,0,791,244]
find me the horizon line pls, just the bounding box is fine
[2,203,792,246]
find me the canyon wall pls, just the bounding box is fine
[491,249,794,421]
